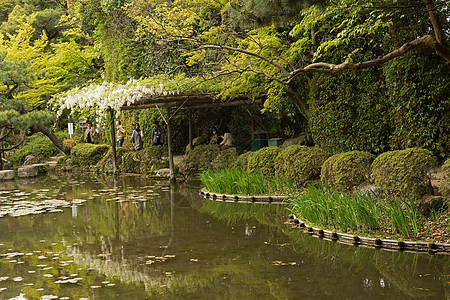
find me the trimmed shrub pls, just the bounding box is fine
[98,147,128,170]
[212,148,239,170]
[234,151,254,171]
[143,145,168,160]
[321,150,375,190]
[71,143,110,166]
[274,145,328,186]
[119,149,169,174]
[371,148,437,199]
[439,159,450,201]
[247,147,282,177]
[63,139,78,151]
[183,145,235,174]
[13,133,59,166]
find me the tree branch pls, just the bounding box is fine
[288,35,450,81]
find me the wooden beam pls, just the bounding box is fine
[166,107,176,183]
[110,110,117,173]
[188,109,193,152]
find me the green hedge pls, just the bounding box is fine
[321,150,375,190]
[274,145,328,186]
[371,148,437,199]
[71,143,110,166]
[13,132,68,166]
[234,151,254,171]
[183,145,238,175]
[247,147,281,177]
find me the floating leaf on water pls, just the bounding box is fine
[40,295,58,300]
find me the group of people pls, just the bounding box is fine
[84,120,233,151]
[210,126,233,150]
[127,120,164,150]
[84,119,164,151]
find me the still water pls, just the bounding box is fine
[0,173,448,299]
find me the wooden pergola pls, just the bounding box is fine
[108,93,265,182]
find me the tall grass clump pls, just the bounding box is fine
[289,186,423,237]
[200,169,294,196]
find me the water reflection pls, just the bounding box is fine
[0,173,447,299]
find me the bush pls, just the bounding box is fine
[63,139,78,151]
[321,150,375,190]
[247,147,282,177]
[183,145,233,174]
[371,148,437,199]
[274,145,328,186]
[119,150,168,173]
[13,133,60,166]
[234,151,254,171]
[143,145,168,160]
[212,148,238,170]
[71,143,110,166]
[439,159,450,201]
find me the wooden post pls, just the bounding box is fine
[188,109,193,152]
[166,107,176,182]
[110,110,117,173]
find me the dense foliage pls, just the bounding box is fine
[274,145,328,186]
[71,143,110,167]
[12,132,65,166]
[371,148,437,199]
[321,150,375,190]
[247,146,281,177]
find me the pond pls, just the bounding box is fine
[0,173,448,299]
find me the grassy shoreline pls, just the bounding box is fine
[200,170,449,244]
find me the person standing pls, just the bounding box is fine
[84,121,95,144]
[116,121,126,147]
[131,123,144,150]
[151,120,164,146]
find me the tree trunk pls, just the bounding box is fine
[31,124,69,155]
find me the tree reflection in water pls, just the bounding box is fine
[0,173,447,299]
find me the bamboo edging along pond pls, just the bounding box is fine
[200,191,450,255]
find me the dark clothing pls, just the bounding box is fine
[117,138,124,147]
[151,126,164,146]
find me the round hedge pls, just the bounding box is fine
[183,145,238,174]
[371,148,437,199]
[274,145,328,186]
[439,158,450,201]
[212,148,238,170]
[247,147,282,177]
[321,150,375,190]
[234,151,254,171]
[71,143,110,167]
